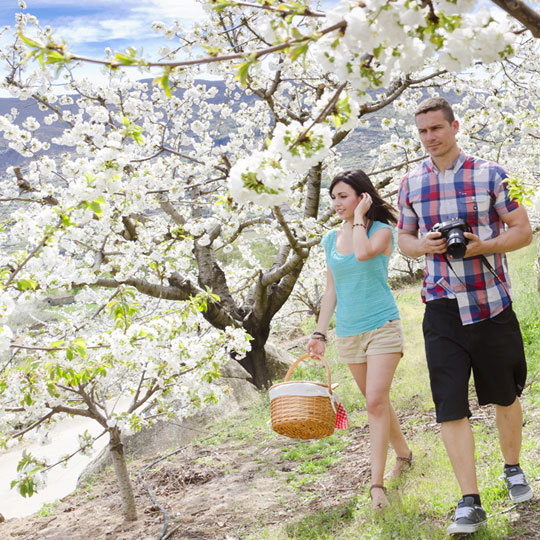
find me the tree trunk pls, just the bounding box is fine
[537,239,540,297]
[109,428,138,521]
[239,334,271,389]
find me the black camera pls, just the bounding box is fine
[431,218,472,259]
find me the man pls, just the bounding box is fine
[397,96,533,535]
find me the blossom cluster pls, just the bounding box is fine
[0,0,538,501]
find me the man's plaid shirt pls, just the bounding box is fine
[398,151,520,325]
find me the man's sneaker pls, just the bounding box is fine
[447,496,487,535]
[503,465,533,503]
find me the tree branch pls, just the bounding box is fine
[32,21,347,72]
[91,276,199,301]
[272,206,308,258]
[5,221,61,288]
[261,251,305,287]
[12,411,55,439]
[224,1,325,17]
[489,0,540,38]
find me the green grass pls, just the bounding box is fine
[37,499,59,517]
[204,234,540,539]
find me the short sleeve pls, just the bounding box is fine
[320,231,330,252]
[492,167,520,216]
[397,175,418,231]
[369,221,396,254]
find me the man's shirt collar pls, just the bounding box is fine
[427,150,466,174]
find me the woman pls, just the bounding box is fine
[307,169,412,510]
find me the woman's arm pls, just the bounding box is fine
[353,226,393,261]
[352,193,392,261]
[307,265,337,356]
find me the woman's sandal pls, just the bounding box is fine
[369,484,388,510]
[386,450,414,481]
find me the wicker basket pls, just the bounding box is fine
[269,353,337,440]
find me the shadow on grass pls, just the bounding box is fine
[278,491,540,539]
[283,500,357,539]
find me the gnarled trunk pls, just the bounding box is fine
[239,335,271,389]
[109,427,137,521]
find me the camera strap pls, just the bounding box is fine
[443,254,511,307]
[479,254,512,300]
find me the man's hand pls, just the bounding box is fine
[463,231,484,257]
[398,229,447,258]
[421,231,447,254]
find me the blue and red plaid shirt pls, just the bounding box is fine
[398,151,520,325]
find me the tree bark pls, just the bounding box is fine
[489,0,540,38]
[109,428,138,521]
[239,335,271,389]
[537,239,540,297]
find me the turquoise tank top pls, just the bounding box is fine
[321,221,400,337]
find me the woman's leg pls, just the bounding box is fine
[348,354,409,458]
[349,353,406,507]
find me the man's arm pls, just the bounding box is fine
[398,229,447,259]
[463,205,533,257]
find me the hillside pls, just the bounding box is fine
[1,237,539,540]
[0,79,391,175]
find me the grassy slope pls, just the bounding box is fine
[213,235,540,540]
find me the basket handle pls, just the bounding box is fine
[284,353,333,394]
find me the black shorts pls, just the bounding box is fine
[423,298,527,423]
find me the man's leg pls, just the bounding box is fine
[470,307,532,503]
[495,396,522,465]
[442,418,488,535]
[440,417,479,495]
[495,396,532,502]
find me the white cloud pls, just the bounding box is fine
[55,18,155,45]
[2,1,208,49]
[134,0,206,20]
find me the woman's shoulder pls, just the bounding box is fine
[321,228,337,247]
[371,221,395,233]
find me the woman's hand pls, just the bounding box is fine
[307,337,325,356]
[354,192,372,223]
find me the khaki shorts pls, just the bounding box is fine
[336,319,403,364]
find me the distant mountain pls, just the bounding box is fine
[0,79,256,174]
[0,80,453,175]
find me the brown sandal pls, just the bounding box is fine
[386,450,413,481]
[369,484,388,510]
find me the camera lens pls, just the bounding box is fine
[447,227,467,258]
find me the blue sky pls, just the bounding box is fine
[0,1,207,62]
[0,1,338,56]
[0,0,338,92]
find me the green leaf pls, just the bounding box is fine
[18,33,43,49]
[235,61,251,87]
[114,52,137,66]
[16,278,38,292]
[89,201,102,216]
[46,51,66,64]
[289,42,309,62]
[212,0,234,13]
[153,71,172,98]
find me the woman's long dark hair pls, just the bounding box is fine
[329,169,397,226]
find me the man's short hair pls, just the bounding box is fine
[415,96,455,123]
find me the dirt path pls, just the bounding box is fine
[1,406,539,540]
[0,420,373,540]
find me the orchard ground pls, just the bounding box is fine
[1,237,539,540]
